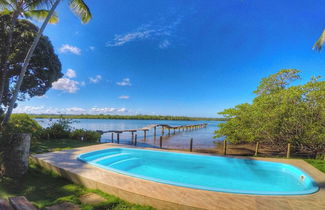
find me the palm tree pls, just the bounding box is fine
[2,0,91,124]
[313,29,325,51]
[0,0,58,107]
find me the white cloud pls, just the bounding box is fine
[116,78,131,86]
[106,16,182,47]
[52,78,79,93]
[118,95,129,99]
[107,29,155,47]
[89,46,95,51]
[35,95,48,99]
[159,40,170,49]
[66,69,76,78]
[59,44,81,55]
[89,75,102,84]
[13,106,128,115]
[65,107,86,113]
[80,81,86,86]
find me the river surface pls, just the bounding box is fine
[35,119,223,149]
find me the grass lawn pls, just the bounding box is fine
[0,162,153,210]
[304,159,325,173]
[1,139,153,210]
[30,138,99,154]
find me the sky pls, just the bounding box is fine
[14,0,325,117]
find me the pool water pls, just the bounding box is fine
[78,148,319,195]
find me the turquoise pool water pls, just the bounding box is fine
[78,148,319,195]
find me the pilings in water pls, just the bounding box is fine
[98,123,208,144]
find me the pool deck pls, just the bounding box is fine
[31,143,325,210]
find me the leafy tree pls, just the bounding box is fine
[0,15,62,112]
[215,69,325,157]
[0,0,58,106]
[2,0,92,124]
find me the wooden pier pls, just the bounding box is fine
[96,123,208,143]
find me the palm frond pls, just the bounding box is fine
[69,0,91,23]
[24,9,59,24]
[25,0,52,10]
[0,7,12,15]
[0,0,10,10]
[313,29,325,52]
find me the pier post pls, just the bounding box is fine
[223,140,227,155]
[154,127,156,137]
[134,134,137,146]
[111,133,114,143]
[144,130,147,140]
[162,127,164,136]
[117,133,120,144]
[255,142,259,156]
[160,136,163,149]
[131,132,134,144]
[190,138,193,152]
[168,128,170,136]
[173,128,176,135]
[287,143,291,158]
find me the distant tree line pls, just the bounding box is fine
[215,69,325,158]
[30,114,226,121]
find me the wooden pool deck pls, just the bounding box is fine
[31,144,325,210]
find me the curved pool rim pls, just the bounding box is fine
[77,147,319,195]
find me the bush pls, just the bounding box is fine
[42,118,74,139]
[1,114,43,140]
[70,129,101,142]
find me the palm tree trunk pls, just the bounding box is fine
[2,0,61,125]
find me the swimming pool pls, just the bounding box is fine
[77,148,318,195]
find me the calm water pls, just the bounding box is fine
[36,119,223,149]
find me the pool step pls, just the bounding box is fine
[80,150,120,161]
[92,152,129,162]
[109,157,141,170]
[96,153,132,165]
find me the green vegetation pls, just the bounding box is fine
[31,114,226,121]
[215,69,325,158]
[0,15,62,117]
[30,139,99,154]
[304,159,325,173]
[0,161,153,210]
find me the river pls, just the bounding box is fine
[35,119,224,149]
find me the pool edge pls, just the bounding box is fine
[31,143,325,210]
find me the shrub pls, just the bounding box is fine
[70,129,101,142]
[0,114,43,140]
[42,118,73,139]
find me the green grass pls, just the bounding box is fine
[30,139,99,154]
[304,159,325,173]
[0,161,153,210]
[0,139,154,209]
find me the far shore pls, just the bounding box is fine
[29,114,227,121]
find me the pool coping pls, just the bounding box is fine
[31,143,325,210]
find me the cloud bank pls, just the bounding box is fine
[13,106,128,115]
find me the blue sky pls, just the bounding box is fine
[15,0,325,117]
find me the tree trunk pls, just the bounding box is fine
[2,0,61,125]
[0,133,31,178]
